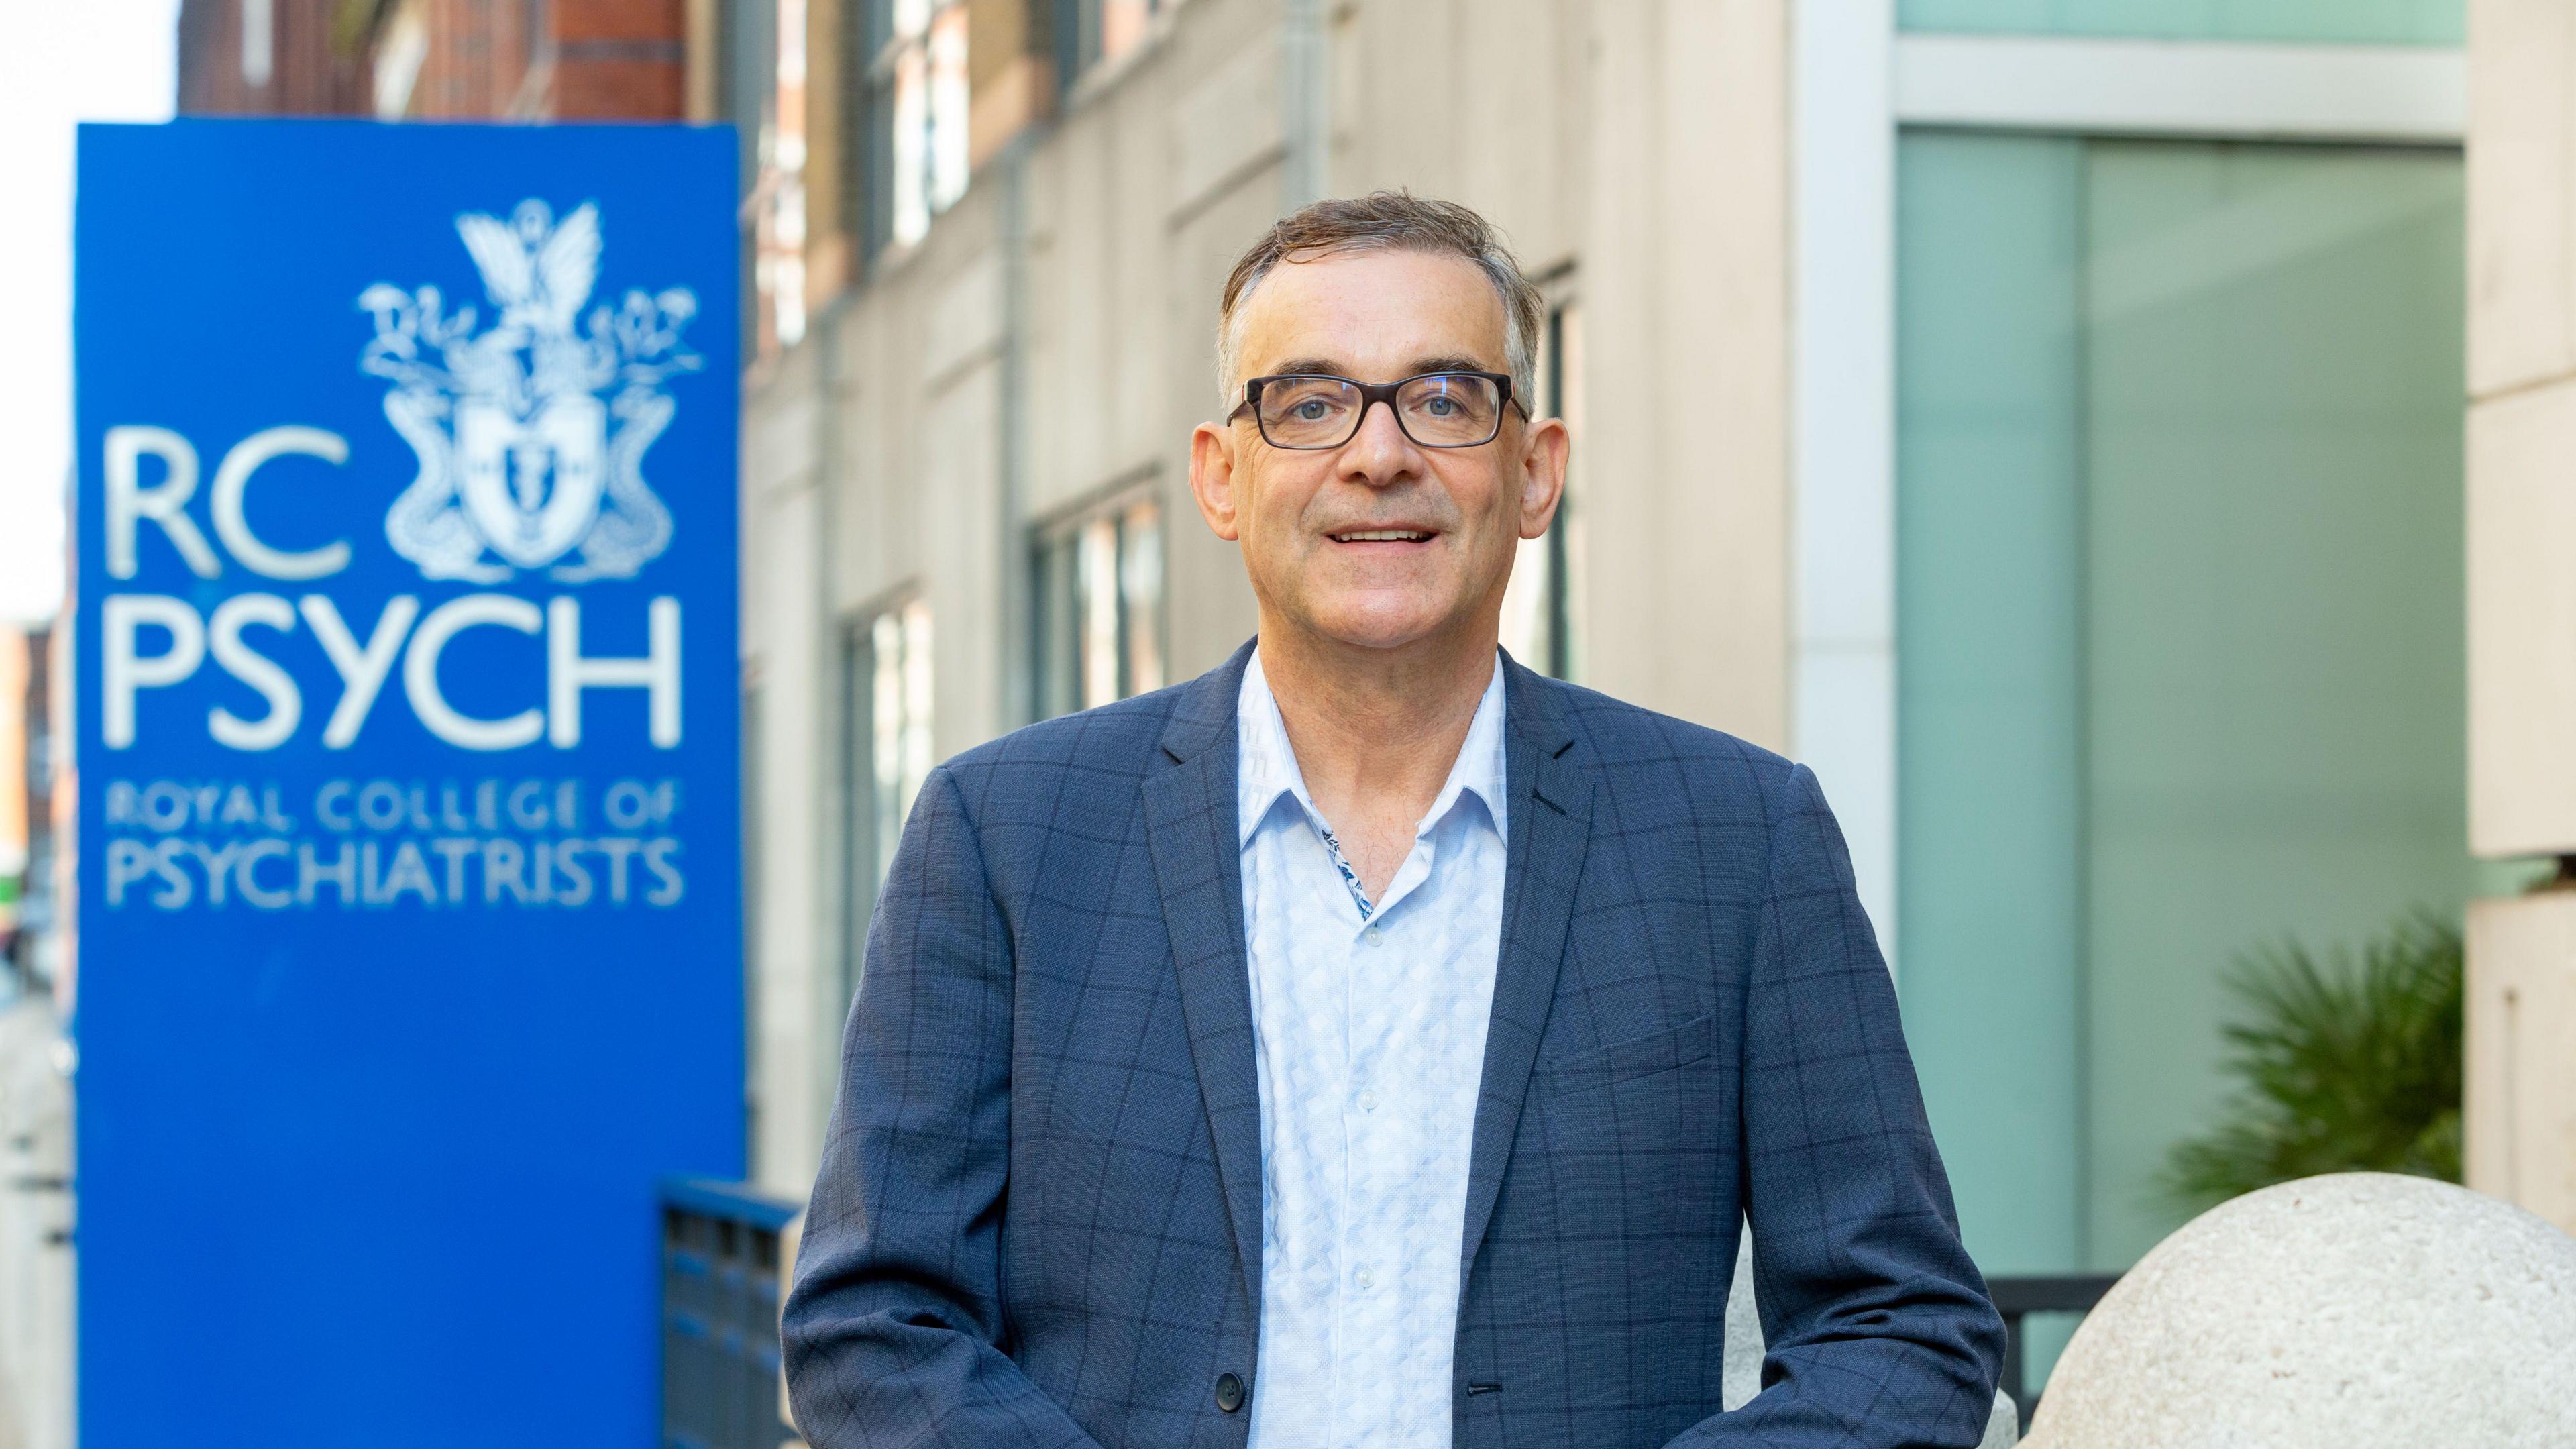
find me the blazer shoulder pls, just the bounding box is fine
[1540,676,1810,813]
[934,682,1189,804]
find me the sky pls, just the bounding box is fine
[0,0,179,623]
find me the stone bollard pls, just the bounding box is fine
[2023,1173,2576,1448]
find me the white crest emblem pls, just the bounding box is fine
[359,199,700,582]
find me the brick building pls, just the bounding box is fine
[176,0,371,114]
[176,0,684,119]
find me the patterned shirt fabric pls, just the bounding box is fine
[1235,649,1509,1449]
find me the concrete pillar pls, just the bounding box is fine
[2465,0,2576,1234]
[2466,896,2576,1232]
[1583,0,1793,747]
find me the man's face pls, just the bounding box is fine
[1189,248,1568,659]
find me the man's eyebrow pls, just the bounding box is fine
[1263,357,1348,378]
[1256,355,1495,380]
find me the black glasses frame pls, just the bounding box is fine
[1228,370,1528,449]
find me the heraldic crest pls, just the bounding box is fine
[359,199,700,582]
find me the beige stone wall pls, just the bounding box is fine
[2465,0,2576,1234]
[2467,894,2576,1234]
[736,0,1792,1192]
[2469,0,2576,857]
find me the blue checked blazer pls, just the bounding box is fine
[784,641,2005,1448]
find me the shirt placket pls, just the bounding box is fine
[1342,895,1386,1444]
[1342,822,1444,1445]
[1298,808,1354,1446]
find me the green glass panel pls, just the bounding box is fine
[1896,131,2088,1281]
[2078,142,2471,1266]
[1898,0,2460,46]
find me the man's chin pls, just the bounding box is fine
[1291,604,1482,658]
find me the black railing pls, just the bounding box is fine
[662,1178,802,1449]
[1986,1273,2121,1431]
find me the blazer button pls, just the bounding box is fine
[1214,1372,1246,1413]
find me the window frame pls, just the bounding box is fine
[1030,485,1167,721]
[848,0,971,270]
[1056,0,1170,95]
[837,592,933,1023]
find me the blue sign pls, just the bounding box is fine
[72,121,741,1446]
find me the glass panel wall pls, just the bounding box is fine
[1898,134,2475,1293]
[2078,141,2472,1265]
[1896,131,2088,1284]
[1897,0,2461,45]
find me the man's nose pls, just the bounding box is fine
[1338,396,1419,485]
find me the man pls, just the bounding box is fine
[784,192,2005,1448]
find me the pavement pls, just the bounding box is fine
[0,984,71,1449]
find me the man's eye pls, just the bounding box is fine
[1423,396,1458,417]
[1293,399,1332,420]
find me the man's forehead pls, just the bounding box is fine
[1236,248,1508,372]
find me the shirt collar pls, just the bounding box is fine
[1236,648,1509,849]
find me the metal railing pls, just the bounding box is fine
[661,1178,801,1449]
[654,1188,2112,1442]
[1987,1273,2121,1431]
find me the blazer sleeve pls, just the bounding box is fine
[1669,763,2006,1448]
[782,764,1105,1449]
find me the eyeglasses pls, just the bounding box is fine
[1228,371,1525,450]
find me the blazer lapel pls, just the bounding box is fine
[1458,656,1593,1282]
[1142,639,1267,1305]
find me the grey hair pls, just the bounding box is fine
[1214,191,1544,414]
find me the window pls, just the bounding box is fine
[1059,0,1165,83]
[839,598,933,1017]
[1034,494,1165,718]
[720,0,778,360]
[241,0,273,89]
[1499,300,1584,679]
[754,0,810,352]
[372,2,428,117]
[854,0,969,264]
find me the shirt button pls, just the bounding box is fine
[1358,1090,1378,1113]
[1356,1267,1376,1290]
[1364,926,1383,947]
[1215,1372,1246,1413]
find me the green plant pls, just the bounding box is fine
[2161,911,2463,1214]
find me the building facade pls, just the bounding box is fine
[176,0,686,120]
[720,4,2538,1371]
[708,0,1795,1203]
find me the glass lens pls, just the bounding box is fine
[1398,373,1501,445]
[1258,376,1361,446]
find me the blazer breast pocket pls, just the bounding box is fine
[1539,1013,1715,1098]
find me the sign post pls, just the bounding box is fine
[72,121,741,1446]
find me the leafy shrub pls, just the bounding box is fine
[2161,912,2462,1214]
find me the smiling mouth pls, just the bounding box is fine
[1330,529,1435,543]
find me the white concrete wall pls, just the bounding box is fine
[738,0,1795,1195]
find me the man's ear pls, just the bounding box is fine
[1516,415,1570,540]
[1189,421,1244,543]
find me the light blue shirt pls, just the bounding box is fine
[1236,649,1509,1448]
